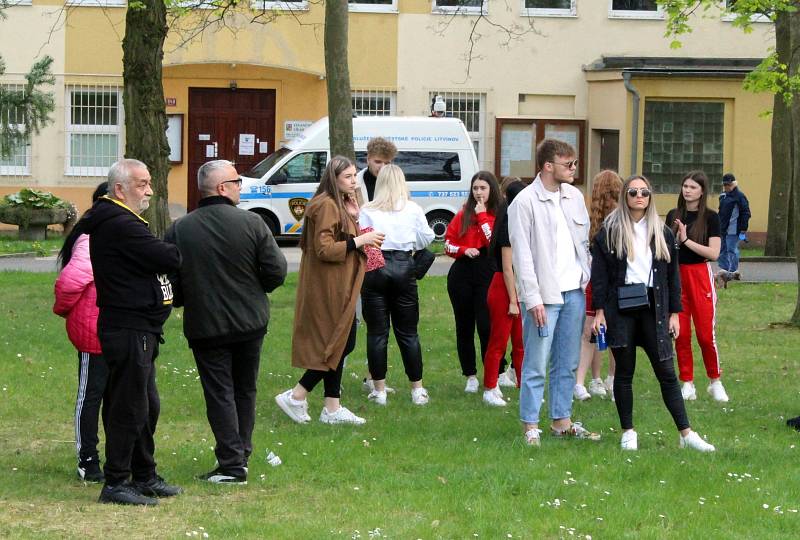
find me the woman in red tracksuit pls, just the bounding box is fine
[53,182,108,483]
[445,171,501,393]
[481,180,525,407]
[666,170,728,403]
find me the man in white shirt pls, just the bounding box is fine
[508,139,600,446]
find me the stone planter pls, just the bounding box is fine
[0,206,70,241]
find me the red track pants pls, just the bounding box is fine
[676,262,721,382]
[483,272,523,389]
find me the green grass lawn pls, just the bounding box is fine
[1,273,799,539]
[0,234,63,256]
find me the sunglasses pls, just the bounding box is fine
[550,159,578,169]
[627,187,651,198]
[220,178,243,187]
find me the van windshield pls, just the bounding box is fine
[244,147,292,179]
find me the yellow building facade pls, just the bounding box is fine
[0,0,774,234]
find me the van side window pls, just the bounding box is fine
[355,151,461,182]
[270,151,327,184]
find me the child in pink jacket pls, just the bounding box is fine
[53,183,107,483]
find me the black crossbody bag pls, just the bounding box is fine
[617,267,653,313]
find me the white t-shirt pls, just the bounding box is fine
[551,191,582,292]
[359,200,435,251]
[625,217,653,286]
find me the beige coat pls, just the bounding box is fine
[291,194,365,371]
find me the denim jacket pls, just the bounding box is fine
[508,175,590,307]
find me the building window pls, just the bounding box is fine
[64,0,126,6]
[642,100,724,194]
[433,0,486,15]
[66,87,124,177]
[348,0,397,13]
[723,0,771,23]
[255,0,309,11]
[609,0,662,19]
[522,0,576,17]
[352,89,396,116]
[0,86,31,176]
[429,91,486,167]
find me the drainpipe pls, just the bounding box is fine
[623,71,640,176]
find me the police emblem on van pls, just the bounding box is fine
[289,197,308,221]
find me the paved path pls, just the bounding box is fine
[1,249,797,282]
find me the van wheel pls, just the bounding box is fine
[252,210,280,238]
[427,211,453,242]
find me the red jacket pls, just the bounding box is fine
[444,209,495,258]
[53,234,102,354]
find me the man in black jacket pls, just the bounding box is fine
[82,159,182,506]
[166,160,287,484]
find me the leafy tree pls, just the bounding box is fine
[0,2,55,161]
[659,0,800,324]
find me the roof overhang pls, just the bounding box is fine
[584,56,762,79]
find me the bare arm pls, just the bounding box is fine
[500,246,519,316]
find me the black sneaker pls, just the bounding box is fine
[78,458,105,483]
[133,475,183,498]
[787,416,800,431]
[99,482,158,506]
[197,468,247,484]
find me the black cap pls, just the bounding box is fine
[722,173,736,184]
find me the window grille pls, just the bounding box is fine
[65,84,124,177]
[352,88,396,117]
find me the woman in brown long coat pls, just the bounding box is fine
[275,156,384,425]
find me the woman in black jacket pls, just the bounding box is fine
[590,175,715,453]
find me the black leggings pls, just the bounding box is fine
[612,305,690,432]
[447,255,494,377]
[298,319,357,398]
[362,251,423,383]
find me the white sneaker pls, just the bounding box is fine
[367,389,387,406]
[707,380,729,402]
[483,387,507,407]
[680,431,716,452]
[524,427,542,447]
[620,430,638,451]
[362,378,396,394]
[275,390,311,424]
[497,366,517,387]
[319,406,366,425]
[588,378,607,398]
[464,376,479,393]
[681,381,697,401]
[573,384,591,401]
[605,376,615,401]
[411,387,429,405]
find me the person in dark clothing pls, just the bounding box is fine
[717,173,751,285]
[165,160,287,484]
[81,159,182,506]
[591,174,715,453]
[357,137,397,203]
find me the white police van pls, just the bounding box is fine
[238,116,478,239]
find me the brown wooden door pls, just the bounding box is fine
[187,88,276,210]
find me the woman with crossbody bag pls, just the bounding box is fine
[590,175,715,452]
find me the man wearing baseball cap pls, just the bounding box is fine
[717,173,751,286]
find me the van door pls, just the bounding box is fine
[267,151,327,234]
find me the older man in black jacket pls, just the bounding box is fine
[166,160,287,484]
[83,159,182,506]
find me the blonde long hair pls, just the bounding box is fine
[364,164,409,212]
[604,175,671,263]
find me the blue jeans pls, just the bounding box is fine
[519,289,585,424]
[718,234,740,273]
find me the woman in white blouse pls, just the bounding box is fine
[590,175,716,453]
[359,164,435,406]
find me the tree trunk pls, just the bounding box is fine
[766,11,796,257]
[324,0,354,161]
[122,0,170,238]
[789,9,800,325]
